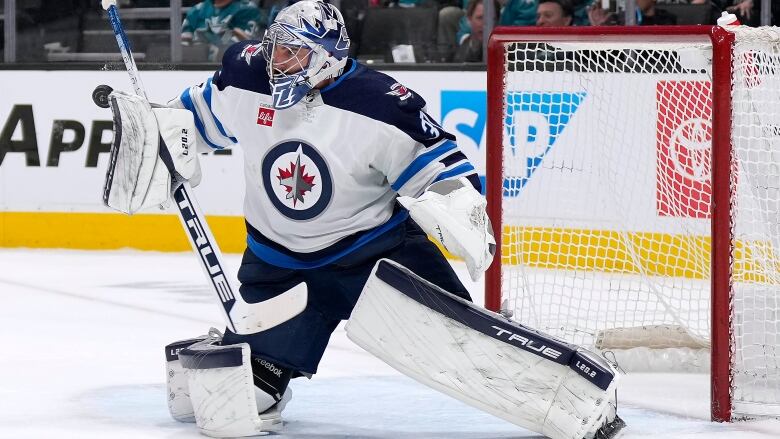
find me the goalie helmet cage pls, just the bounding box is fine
[485,25,780,423]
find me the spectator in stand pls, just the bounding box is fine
[439,0,468,62]
[719,0,777,26]
[181,0,265,61]
[724,0,773,26]
[455,0,504,48]
[536,0,573,26]
[499,0,537,26]
[455,0,498,62]
[588,0,676,25]
[455,0,485,62]
[725,0,754,23]
[485,0,587,26]
[572,0,594,25]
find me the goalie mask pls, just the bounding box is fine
[261,0,350,109]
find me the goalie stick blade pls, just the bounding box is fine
[229,282,308,334]
[92,84,114,108]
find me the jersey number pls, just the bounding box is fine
[419,111,441,139]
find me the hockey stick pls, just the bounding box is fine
[98,1,307,334]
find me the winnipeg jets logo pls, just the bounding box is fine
[242,42,263,66]
[387,82,413,101]
[262,140,333,221]
[277,147,316,206]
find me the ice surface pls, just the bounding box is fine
[1,249,779,438]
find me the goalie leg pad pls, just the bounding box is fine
[345,260,622,439]
[165,333,211,422]
[178,336,291,437]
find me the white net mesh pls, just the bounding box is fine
[497,28,780,418]
[730,26,780,417]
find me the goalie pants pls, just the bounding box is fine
[222,217,471,375]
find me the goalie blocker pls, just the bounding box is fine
[346,260,625,439]
[103,90,201,214]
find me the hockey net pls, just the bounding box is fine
[485,26,780,421]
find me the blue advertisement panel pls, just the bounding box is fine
[441,90,585,196]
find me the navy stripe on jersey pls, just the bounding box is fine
[440,151,467,168]
[247,211,409,269]
[465,173,482,192]
[391,140,457,192]
[180,87,225,150]
[202,77,238,143]
[434,163,476,183]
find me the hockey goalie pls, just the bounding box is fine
[102,1,624,438]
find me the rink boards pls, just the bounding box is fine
[0,69,483,254]
[1,69,776,283]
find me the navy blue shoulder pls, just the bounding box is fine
[213,40,271,95]
[321,61,454,148]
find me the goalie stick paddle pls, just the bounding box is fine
[96,1,308,334]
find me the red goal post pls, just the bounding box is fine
[485,25,780,422]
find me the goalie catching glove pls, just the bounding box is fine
[103,90,201,214]
[398,178,496,281]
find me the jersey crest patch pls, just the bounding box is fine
[386,82,413,101]
[262,140,333,221]
[241,42,263,65]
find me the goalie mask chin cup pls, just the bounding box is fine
[262,0,350,110]
[269,68,313,110]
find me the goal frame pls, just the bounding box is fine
[484,25,736,422]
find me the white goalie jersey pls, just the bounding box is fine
[170,41,479,258]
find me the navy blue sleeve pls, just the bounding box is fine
[322,63,455,148]
[322,62,480,194]
[213,40,272,95]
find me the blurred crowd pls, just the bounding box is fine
[0,0,777,63]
